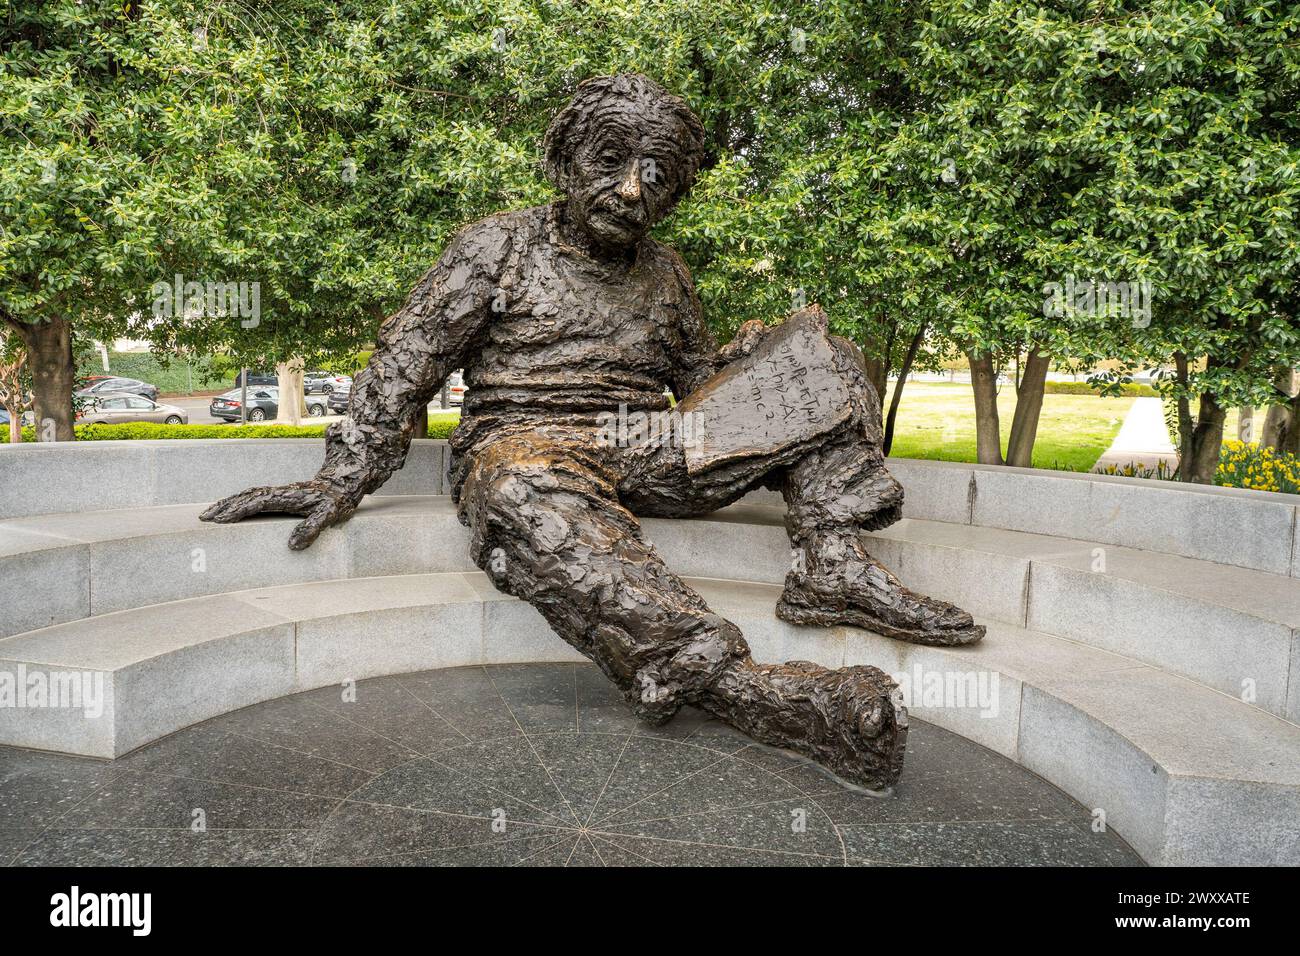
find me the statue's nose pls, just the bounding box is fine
[616,159,641,201]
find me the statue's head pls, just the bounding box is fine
[544,73,707,252]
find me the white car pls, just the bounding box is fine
[306,372,353,394]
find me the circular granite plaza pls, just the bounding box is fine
[0,663,1140,867]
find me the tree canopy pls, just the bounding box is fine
[2,0,1297,477]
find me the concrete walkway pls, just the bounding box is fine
[1093,396,1178,473]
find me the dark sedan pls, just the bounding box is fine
[327,384,351,415]
[234,370,278,388]
[209,387,328,422]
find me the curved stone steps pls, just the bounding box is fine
[4,441,1297,576]
[0,571,1296,865]
[3,496,1297,723]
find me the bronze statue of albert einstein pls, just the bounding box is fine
[202,74,983,790]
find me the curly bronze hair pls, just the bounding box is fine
[543,73,707,207]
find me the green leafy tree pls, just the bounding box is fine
[6,0,1297,484]
[1,2,141,438]
[1072,2,1300,482]
[3,0,936,437]
[829,0,1299,477]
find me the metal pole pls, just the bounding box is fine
[240,368,248,425]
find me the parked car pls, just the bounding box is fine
[327,384,351,415]
[234,370,278,388]
[303,372,334,394]
[209,386,328,422]
[306,372,355,393]
[77,393,188,425]
[75,376,159,401]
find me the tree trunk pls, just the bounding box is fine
[1262,368,1299,455]
[882,320,927,455]
[413,404,429,438]
[1171,354,1232,484]
[1005,348,1052,467]
[860,320,896,409]
[11,317,74,441]
[1281,401,1300,458]
[7,416,19,445]
[1183,390,1228,484]
[861,356,889,407]
[1173,352,1195,479]
[1180,353,1227,486]
[967,349,1003,465]
[275,358,308,426]
[1263,400,1300,456]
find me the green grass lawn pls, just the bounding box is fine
[886,382,1132,472]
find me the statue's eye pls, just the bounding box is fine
[598,152,623,169]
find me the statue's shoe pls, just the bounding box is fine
[703,659,908,791]
[777,551,986,647]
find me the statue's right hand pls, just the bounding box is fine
[719,319,770,362]
[199,481,360,551]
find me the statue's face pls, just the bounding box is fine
[564,108,689,252]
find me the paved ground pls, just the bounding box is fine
[0,664,1142,867]
[1093,396,1178,473]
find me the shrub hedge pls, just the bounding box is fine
[1042,381,1159,397]
[76,352,226,394]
